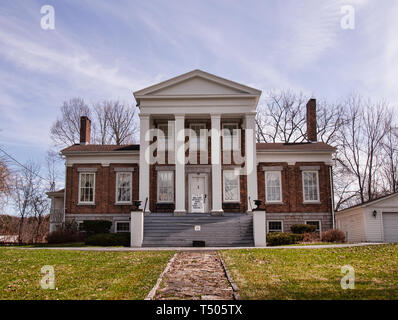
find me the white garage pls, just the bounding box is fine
[336,193,398,243]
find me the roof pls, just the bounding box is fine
[337,192,398,213]
[256,142,336,152]
[62,144,140,153]
[61,142,335,154]
[46,189,64,197]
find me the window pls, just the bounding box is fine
[189,123,207,151]
[79,173,95,204]
[116,172,132,203]
[116,222,130,233]
[306,220,321,233]
[223,170,240,202]
[302,171,320,202]
[157,171,174,202]
[265,171,282,203]
[222,123,239,151]
[268,221,283,233]
[157,123,173,151]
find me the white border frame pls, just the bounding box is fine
[267,220,284,233]
[302,170,320,203]
[265,171,283,203]
[222,169,240,203]
[157,170,175,203]
[115,221,130,233]
[115,172,133,205]
[78,172,96,205]
[305,220,322,233]
[188,173,208,213]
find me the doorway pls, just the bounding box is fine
[189,173,208,213]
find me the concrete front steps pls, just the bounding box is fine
[142,213,254,247]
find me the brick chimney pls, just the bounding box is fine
[80,116,91,145]
[306,98,317,142]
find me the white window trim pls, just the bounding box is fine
[267,220,284,233]
[157,123,172,151]
[189,123,207,151]
[305,220,322,233]
[78,172,95,205]
[222,123,240,151]
[157,170,174,203]
[223,170,240,203]
[302,170,320,203]
[115,172,133,204]
[115,221,130,233]
[265,171,283,203]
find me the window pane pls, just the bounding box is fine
[116,222,130,232]
[224,171,239,201]
[223,124,239,151]
[158,171,174,202]
[303,171,319,201]
[117,172,131,202]
[266,171,281,202]
[306,221,320,232]
[268,221,282,232]
[80,173,94,203]
[190,124,206,151]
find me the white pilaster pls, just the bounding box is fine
[253,210,266,247]
[139,114,150,213]
[211,114,223,215]
[131,211,144,247]
[245,113,258,212]
[174,114,186,215]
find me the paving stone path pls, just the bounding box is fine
[153,251,234,300]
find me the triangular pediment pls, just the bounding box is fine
[134,69,261,99]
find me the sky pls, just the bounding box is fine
[0,0,397,181]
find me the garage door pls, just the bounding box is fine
[383,213,398,242]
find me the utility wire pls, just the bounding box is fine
[0,146,51,183]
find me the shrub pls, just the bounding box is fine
[321,229,346,243]
[266,232,304,246]
[290,224,317,234]
[81,220,112,235]
[85,233,130,247]
[302,232,320,243]
[47,229,85,244]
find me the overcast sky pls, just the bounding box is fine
[0,0,397,170]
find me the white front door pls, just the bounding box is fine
[190,175,207,213]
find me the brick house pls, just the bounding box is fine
[48,70,336,246]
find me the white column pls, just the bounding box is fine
[253,210,266,247]
[131,211,143,247]
[139,114,150,213]
[245,113,258,212]
[174,114,186,215]
[211,114,223,215]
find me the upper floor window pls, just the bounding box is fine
[223,170,240,202]
[157,123,173,151]
[222,123,239,151]
[189,123,207,151]
[157,171,174,203]
[116,172,132,204]
[265,171,282,203]
[302,171,320,202]
[79,172,95,204]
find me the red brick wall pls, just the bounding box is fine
[65,163,139,214]
[257,162,332,214]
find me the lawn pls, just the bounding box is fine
[0,248,175,300]
[221,244,398,300]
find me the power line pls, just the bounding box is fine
[0,146,51,183]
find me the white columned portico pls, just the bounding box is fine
[211,114,224,215]
[139,114,150,213]
[245,113,258,212]
[174,114,186,215]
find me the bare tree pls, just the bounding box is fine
[381,124,398,193]
[106,101,139,145]
[12,162,40,243]
[50,98,91,147]
[0,154,11,211]
[93,101,112,145]
[45,149,62,191]
[31,192,49,243]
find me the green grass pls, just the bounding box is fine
[0,248,175,300]
[221,244,398,300]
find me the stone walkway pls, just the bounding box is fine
[153,251,234,300]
